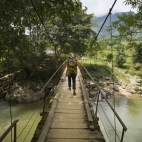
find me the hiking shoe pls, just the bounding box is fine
[68,87,71,91]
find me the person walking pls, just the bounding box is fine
[67,55,77,95]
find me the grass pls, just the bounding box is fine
[80,59,113,82]
[80,54,141,85]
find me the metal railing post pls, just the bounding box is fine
[14,123,17,142]
[78,62,127,142]
[0,120,18,142]
[120,128,125,142]
[43,88,46,113]
[95,91,100,117]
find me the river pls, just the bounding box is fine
[0,99,43,142]
[1,96,142,142]
[93,96,142,142]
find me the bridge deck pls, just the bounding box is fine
[38,69,104,142]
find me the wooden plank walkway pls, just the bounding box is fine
[37,69,105,142]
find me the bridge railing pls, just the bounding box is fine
[0,120,19,142]
[78,62,127,142]
[39,61,66,115]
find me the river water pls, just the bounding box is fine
[93,96,142,142]
[0,99,43,142]
[1,96,142,142]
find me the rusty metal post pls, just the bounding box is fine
[0,120,18,142]
[43,88,46,114]
[14,123,17,142]
[95,90,100,117]
[120,128,125,142]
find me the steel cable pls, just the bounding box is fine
[22,109,41,142]
[30,0,54,45]
[97,103,112,142]
[15,99,43,140]
[109,8,117,142]
[86,0,118,56]
[98,102,121,141]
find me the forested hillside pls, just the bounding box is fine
[91,12,142,39]
[91,12,120,38]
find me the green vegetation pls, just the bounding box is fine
[0,0,96,80]
[81,41,142,84]
[80,59,112,82]
[115,44,126,67]
[0,1,142,142]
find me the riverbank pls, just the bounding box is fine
[101,75,142,97]
[81,59,142,97]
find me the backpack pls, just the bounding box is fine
[68,60,77,74]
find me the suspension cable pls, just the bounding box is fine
[29,0,54,45]
[86,0,117,56]
[98,104,112,142]
[8,46,13,142]
[16,99,43,140]
[109,8,117,142]
[22,109,41,142]
[99,103,121,141]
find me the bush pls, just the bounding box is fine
[115,53,126,67]
[133,43,142,64]
[115,44,126,67]
[106,52,113,62]
[134,63,142,70]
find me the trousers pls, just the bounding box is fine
[68,74,76,89]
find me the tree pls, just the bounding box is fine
[0,0,85,77]
[43,9,96,57]
[111,12,141,42]
[110,0,142,42]
[124,0,142,12]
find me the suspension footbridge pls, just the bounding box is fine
[0,62,127,142]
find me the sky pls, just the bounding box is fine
[80,0,137,17]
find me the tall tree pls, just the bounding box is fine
[0,0,97,78]
[35,8,96,57]
[110,1,142,42]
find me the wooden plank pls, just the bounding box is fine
[46,139,100,142]
[47,129,95,134]
[50,122,88,129]
[57,100,84,103]
[56,104,83,110]
[53,113,85,119]
[78,74,94,130]
[55,108,84,114]
[52,117,86,123]
[57,103,84,107]
[47,129,103,139]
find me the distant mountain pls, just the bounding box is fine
[91,12,128,39]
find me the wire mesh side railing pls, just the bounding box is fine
[0,61,66,142]
[39,61,66,115]
[78,62,127,142]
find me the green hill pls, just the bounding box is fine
[92,12,128,39]
[92,12,142,40]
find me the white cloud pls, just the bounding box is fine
[80,0,137,17]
